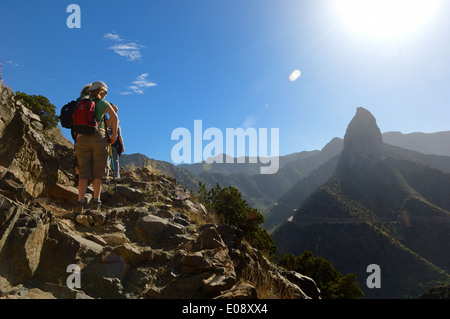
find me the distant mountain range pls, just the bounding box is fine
[122,129,450,215]
[272,108,450,298]
[383,131,450,156]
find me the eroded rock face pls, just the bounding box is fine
[0,86,74,197]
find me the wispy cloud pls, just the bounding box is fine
[6,60,22,67]
[121,73,157,95]
[104,32,144,62]
[104,32,123,42]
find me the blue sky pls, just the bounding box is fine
[1,0,449,164]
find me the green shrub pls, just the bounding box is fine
[197,182,276,259]
[15,91,58,129]
[278,250,364,299]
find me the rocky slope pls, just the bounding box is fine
[0,85,320,299]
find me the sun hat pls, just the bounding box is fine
[88,81,108,92]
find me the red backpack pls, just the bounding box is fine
[72,98,100,135]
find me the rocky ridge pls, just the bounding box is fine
[0,84,320,299]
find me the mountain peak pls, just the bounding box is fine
[339,107,383,170]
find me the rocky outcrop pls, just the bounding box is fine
[338,107,383,170]
[0,86,74,198]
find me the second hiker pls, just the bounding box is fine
[75,81,118,211]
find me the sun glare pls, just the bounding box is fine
[335,0,441,38]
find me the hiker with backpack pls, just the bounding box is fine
[73,81,119,211]
[71,83,93,184]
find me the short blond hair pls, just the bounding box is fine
[80,84,92,97]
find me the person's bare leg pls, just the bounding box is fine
[78,179,88,202]
[93,178,102,200]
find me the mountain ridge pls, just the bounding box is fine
[272,107,450,298]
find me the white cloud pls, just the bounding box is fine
[120,73,157,95]
[104,32,123,41]
[133,73,157,88]
[104,33,145,62]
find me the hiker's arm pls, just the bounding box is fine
[106,104,118,127]
[105,104,118,144]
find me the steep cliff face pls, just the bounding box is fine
[0,85,74,197]
[0,86,320,299]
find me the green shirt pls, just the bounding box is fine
[93,99,109,130]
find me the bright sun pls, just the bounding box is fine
[335,0,441,38]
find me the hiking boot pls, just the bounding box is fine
[75,199,86,215]
[91,198,102,211]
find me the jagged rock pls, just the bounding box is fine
[0,169,32,202]
[181,251,214,274]
[75,214,93,228]
[29,281,93,299]
[153,208,173,219]
[194,226,226,251]
[101,233,131,246]
[48,184,79,205]
[34,222,103,285]
[216,224,243,249]
[1,285,56,299]
[279,270,321,300]
[87,210,106,227]
[0,208,50,285]
[105,244,153,266]
[173,214,190,227]
[0,275,11,296]
[215,282,257,299]
[85,233,107,246]
[135,214,185,246]
[0,87,74,198]
[203,272,236,296]
[116,185,146,203]
[0,198,22,253]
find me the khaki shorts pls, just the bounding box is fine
[75,130,109,180]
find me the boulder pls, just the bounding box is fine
[0,209,50,285]
[49,183,79,205]
[181,251,214,274]
[194,226,226,251]
[105,243,153,266]
[116,185,146,203]
[135,214,184,246]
